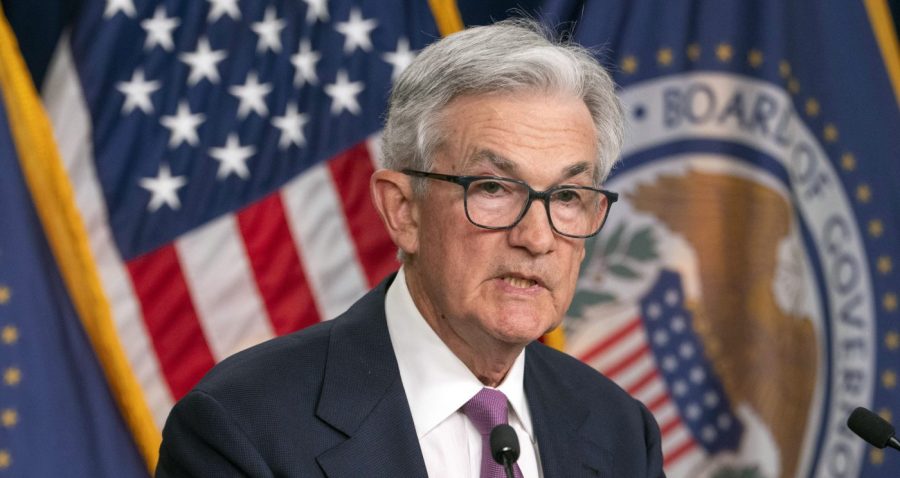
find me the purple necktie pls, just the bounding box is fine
[462,388,525,478]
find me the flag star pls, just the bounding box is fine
[290,40,321,87]
[1,408,17,427]
[324,70,364,115]
[179,37,227,85]
[139,164,187,212]
[302,0,329,23]
[335,8,378,53]
[104,0,136,18]
[116,69,160,114]
[210,134,255,179]
[382,37,415,81]
[251,6,286,53]
[271,103,310,149]
[229,72,272,118]
[1,325,17,345]
[160,101,206,148]
[141,6,180,51]
[3,367,21,386]
[207,0,241,22]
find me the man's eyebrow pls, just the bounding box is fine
[561,162,595,181]
[467,150,519,175]
[467,150,597,183]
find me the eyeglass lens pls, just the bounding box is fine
[465,178,609,237]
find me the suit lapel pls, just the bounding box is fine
[310,280,613,477]
[313,277,428,478]
[525,344,608,477]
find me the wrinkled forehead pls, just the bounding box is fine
[462,149,599,185]
[433,91,601,182]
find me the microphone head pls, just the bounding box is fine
[848,407,896,448]
[490,424,521,465]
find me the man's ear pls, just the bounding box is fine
[371,169,419,256]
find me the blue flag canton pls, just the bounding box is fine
[68,0,437,259]
[641,270,743,453]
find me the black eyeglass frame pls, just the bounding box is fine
[402,169,619,238]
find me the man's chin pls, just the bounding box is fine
[489,313,558,345]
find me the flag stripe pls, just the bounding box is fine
[652,401,679,431]
[127,245,216,399]
[663,438,697,467]
[588,330,647,373]
[662,425,692,452]
[633,378,667,405]
[327,142,398,287]
[42,39,173,433]
[612,353,656,388]
[626,368,661,396]
[659,416,682,436]
[281,163,369,319]
[238,193,321,334]
[645,391,671,412]
[570,305,697,470]
[577,316,643,363]
[176,215,274,360]
[664,449,706,478]
[604,343,651,378]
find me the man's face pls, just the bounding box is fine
[405,91,599,349]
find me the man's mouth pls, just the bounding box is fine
[501,276,539,289]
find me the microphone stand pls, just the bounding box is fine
[501,456,515,478]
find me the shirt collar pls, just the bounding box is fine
[385,267,533,439]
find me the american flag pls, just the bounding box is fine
[41,0,440,442]
[574,270,743,475]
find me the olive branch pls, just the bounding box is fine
[567,223,659,318]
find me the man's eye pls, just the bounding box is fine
[553,189,581,203]
[474,181,506,195]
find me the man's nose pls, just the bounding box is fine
[507,199,555,255]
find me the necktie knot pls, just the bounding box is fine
[462,387,510,436]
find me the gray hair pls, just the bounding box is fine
[381,18,624,189]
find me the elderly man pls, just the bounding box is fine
[156,19,663,478]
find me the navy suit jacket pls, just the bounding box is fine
[156,275,664,477]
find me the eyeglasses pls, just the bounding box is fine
[402,169,618,238]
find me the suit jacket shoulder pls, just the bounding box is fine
[156,275,428,478]
[525,342,665,477]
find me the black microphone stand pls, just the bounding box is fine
[500,456,515,478]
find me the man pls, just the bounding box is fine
[156,18,664,477]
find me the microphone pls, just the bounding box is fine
[847,407,900,451]
[490,424,520,478]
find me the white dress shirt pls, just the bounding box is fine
[384,268,543,478]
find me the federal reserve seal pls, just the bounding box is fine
[566,72,877,478]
